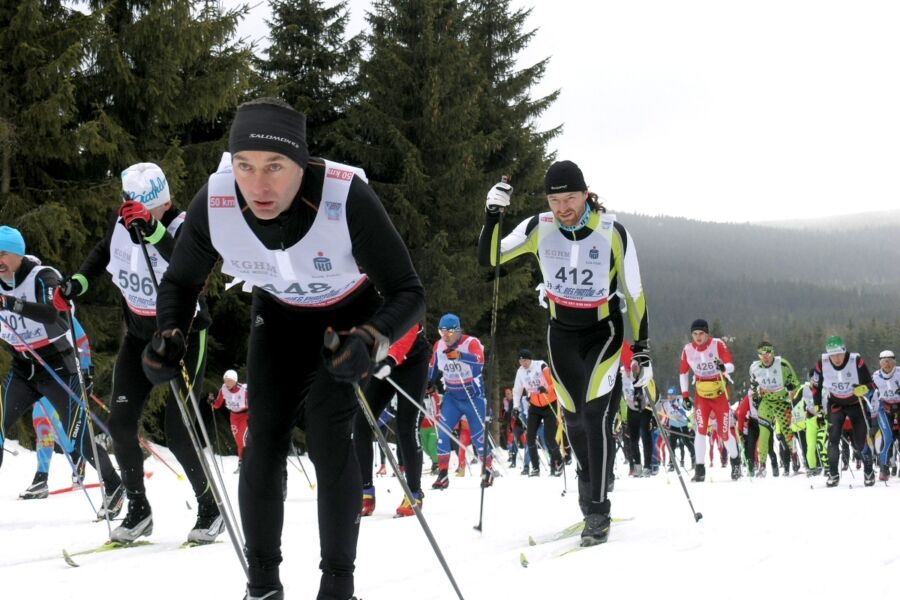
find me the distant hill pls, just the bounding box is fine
[550,210,900,389]
[759,209,900,231]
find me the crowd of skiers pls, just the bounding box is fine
[3,97,897,600]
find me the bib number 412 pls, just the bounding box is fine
[554,267,594,286]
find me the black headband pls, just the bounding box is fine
[229,103,310,168]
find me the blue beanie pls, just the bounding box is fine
[0,226,25,256]
[438,313,461,330]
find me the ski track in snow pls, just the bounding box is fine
[2,441,898,599]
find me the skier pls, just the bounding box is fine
[679,318,741,482]
[19,316,93,499]
[478,160,651,546]
[0,226,123,513]
[789,369,826,476]
[428,313,492,489]
[53,162,219,544]
[623,365,654,477]
[658,391,694,470]
[811,335,876,487]
[513,349,564,476]
[354,323,429,517]
[144,98,424,600]
[747,341,800,477]
[871,350,900,481]
[213,370,249,472]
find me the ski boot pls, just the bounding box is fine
[520,465,529,475]
[863,457,875,487]
[628,464,639,477]
[807,466,822,477]
[756,465,767,478]
[650,465,660,476]
[691,464,706,482]
[480,468,495,488]
[550,463,564,477]
[361,486,376,516]
[110,495,153,543]
[19,472,49,500]
[581,501,611,547]
[772,462,780,477]
[97,483,125,519]
[730,457,742,480]
[430,463,440,475]
[431,469,449,490]
[667,462,675,472]
[639,467,652,478]
[528,467,540,477]
[825,472,840,488]
[395,490,424,517]
[187,497,225,544]
[879,466,891,482]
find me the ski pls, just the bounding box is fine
[48,482,103,496]
[63,538,221,566]
[62,540,153,567]
[527,516,634,546]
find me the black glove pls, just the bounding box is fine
[538,386,548,394]
[715,359,727,373]
[682,397,693,410]
[207,392,216,405]
[142,329,186,385]
[425,381,437,395]
[323,325,389,383]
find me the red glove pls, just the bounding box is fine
[52,288,71,311]
[119,200,154,233]
[444,348,460,360]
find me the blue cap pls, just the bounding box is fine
[667,387,676,396]
[0,226,26,256]
[438,313,461,330]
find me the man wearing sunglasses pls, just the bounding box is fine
[427,313,492,489]
[748,341,801,478]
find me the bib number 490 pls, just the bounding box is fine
[118,270,154,297]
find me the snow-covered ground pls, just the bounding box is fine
[1,440,897,599]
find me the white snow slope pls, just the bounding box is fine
[1,441,897,599]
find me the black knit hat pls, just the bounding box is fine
[690,319,709,333]
[544,160,587,195]
[229,98,310,168]
[518,349,533,360]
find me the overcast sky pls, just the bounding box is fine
[226,0,900,223]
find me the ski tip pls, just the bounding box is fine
[527,535,536,546]
[62,549,80,568]
[519,552,529,568]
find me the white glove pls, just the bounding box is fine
[373,358,394,380]
[486,182,513,212]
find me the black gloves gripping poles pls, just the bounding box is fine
[142,329,187,385]
[323,325,390,383]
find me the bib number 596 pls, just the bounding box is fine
[118,270,154,297]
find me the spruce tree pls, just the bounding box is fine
[255,0,361,156]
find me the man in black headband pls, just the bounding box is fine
[477,161,651,546]
[146,97,425,600]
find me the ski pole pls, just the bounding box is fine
[291,443,316,490]
[351,379,465,598]
[649,380,703,522]
[383,376,482,464]
[134,227,247,575]
[0,315,113,438]
[2,446,18,456]
[63,308,115,536]
[475,175,508,532]
[89,393,186,480]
